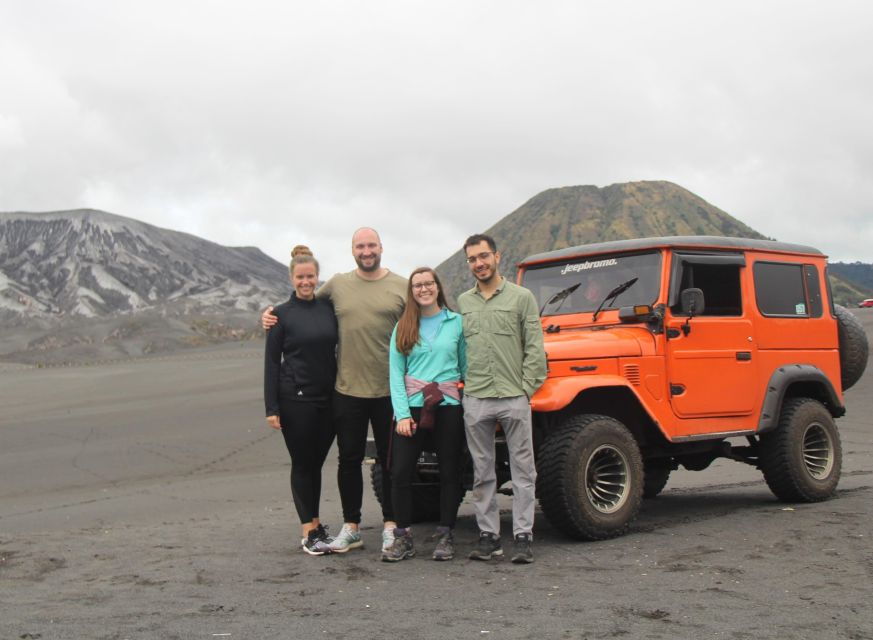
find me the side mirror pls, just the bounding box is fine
[680,288,705,316]
[679,288,704,337]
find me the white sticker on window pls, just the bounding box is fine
[560,258,618,275]
[795,303,806,315]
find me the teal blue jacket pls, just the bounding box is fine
[389,309,466,420]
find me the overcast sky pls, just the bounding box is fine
[1,1,871,277]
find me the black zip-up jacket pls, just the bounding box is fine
[264,293,338,416]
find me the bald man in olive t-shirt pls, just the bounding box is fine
[318,271,406,398]
[316,268,406,541]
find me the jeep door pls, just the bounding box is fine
[665,253,760,420]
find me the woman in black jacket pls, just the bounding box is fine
[264,245,338,555]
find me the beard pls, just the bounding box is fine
[472,264,497,283]
[355,254,381,272]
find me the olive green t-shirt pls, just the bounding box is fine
[317,270,407,398]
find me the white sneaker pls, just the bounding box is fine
[381,527,395,552]
[328,524,363,553]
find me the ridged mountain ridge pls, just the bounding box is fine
[0,209,288,319]
[437,181,766,299]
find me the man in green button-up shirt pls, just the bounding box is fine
[458,233,547,564]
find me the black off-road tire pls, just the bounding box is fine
[759,398,842,502]
[537,414,644,540]
[642,460,672,499]
[370,464,442,523]
[835,305,868,391]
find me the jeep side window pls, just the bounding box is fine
[671,263,743,316]
[753,262,823,318]
[804,265,824,317]
[668,252,745,317]
[824,266,836,316]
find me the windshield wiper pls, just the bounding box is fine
[539,282,581,316]
[591,277,638,322]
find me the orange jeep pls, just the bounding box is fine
[520,235,868,539]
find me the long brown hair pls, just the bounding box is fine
[395,267,451,355]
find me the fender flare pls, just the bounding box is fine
[531,374,639,413]
[757,364,845,434]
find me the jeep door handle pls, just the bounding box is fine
[736,351,752,361]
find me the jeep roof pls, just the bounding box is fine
[519,235,824,267]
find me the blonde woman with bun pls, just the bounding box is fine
[264,245,338,555]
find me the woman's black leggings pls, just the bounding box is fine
[279,396,335,524]
[390,404,465,529]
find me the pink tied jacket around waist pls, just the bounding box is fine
[404,376,462,402]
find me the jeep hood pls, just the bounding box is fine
[543,326,655,360]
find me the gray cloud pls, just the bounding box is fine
[1,0,871,279]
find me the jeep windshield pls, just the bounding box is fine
[522,251,662,317]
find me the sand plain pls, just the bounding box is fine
[1,311,872,639]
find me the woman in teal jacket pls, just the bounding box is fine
[382,267,466,562]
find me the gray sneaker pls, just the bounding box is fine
[327,524,363,553]
[511,533,534,564]
[432,530,454,561]
[469,531,502,561]
[381,529,415,562]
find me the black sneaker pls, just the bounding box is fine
[314,524,333,545]
[468,531,502,561]
[432,530,454,561]
[511,533,533,564]
[381,529,415,562]
[302,528,332,556]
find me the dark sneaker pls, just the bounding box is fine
[314,524,333,545]
[381,529,415,562]
[302,528,332,556]
[468,531,502,561]
[432,530,455,561]
[511,533,533,564]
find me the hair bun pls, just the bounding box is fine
[291,244,313,258]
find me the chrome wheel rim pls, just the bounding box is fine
[585,444,630,513]
[802,421,834,480]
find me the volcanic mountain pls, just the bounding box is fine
[436,181,769,299]
[0,209,287,321]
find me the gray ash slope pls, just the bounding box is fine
[0,209,288,321]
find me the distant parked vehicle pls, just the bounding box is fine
[859,299,873,308]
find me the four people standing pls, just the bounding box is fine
[263,230,546,562]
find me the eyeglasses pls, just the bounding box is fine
[466,251,495,264]
[411,280,437,291]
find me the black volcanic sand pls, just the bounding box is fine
[1,311,872,639]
